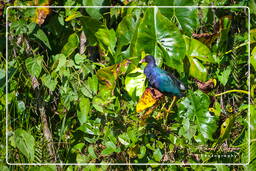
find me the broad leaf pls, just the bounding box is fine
[41,74,58,91]
[101,141,118,156]
[118,133,130,146]
[78,97,90,124]
[95,28,117,55]
[97,59,130,91]
[88,145,97,159]
[188,57,208,82]
[25,55,43,78]
[87,75,98,95]
[136,88,163,113]
[33,29,51,50]
[178,90,218,143]
[17,101,25,114]
[184,36,214,63]
[125,68,146,99]
[74,53,86,65]
[65,11,82,22]
[133,8,186,73]
[78,122,99,135]
[52,54,67,72]
[153,148,163,162]
[81,85,93,99]
[61,33,79,57]
[218,114,236,142]
[138,146,146,159]
[117,14,138,48]
[155,0,198,35]
[14,129,35,161]
[82,0,105,20]
[184,36,213,81]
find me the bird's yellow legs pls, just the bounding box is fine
[165,96,177,120]
[155,96,177,121]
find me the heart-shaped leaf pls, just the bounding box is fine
[184,36,214,63]
[155,0,198,36]
[133,8,186,73]
[41,74,58,91]
[25,55,43,78]
[95,28,117,55]
[117,14,139,48]
[125,68,146,99]
[178,90,218,143]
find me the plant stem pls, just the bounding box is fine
[215,89,248,97]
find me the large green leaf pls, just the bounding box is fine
[41,74,58,91]
[117,14,138,48]
[95,28,117,55]
[118,133,130,146]
[155,0,198,35]
[88,145,97,159]
[82,0,104,20]
[153,148,163,162]
[125,68,146,99]
[52,54,67,72]
[178,90,218,143]
[77,97,90,124]
[188,57,208,82]
[14,129,35,161]
[133,8,186,73]
[25,55,43,78]
[78,122,100,135]
[184,36,212,81]
[33,29,52,50]
[101,141,119,156]
[61,33,79,57]
[184,36,214,63]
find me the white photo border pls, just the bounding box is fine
[6,5,251,166]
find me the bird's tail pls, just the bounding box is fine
[179,82,187,91]
[169,74,187,91]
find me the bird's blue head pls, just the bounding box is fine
[140,55,156,66]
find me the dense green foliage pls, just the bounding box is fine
[0,0,256,170]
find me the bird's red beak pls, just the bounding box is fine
[139,58,145,63]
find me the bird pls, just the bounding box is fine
[140,55,186,97]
